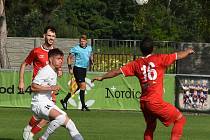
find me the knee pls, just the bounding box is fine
[55,114,66,126]
[179,116,186,124]
[175,115,186,126]
[79,82,86,90]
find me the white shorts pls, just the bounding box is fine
[31,100,66,121]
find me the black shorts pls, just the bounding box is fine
[73,66,87,83]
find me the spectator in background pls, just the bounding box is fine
[60,34,94,111]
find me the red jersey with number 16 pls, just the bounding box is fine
[120,53,177,101]
[25,46,50,79]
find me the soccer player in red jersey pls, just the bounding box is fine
[92,37,195,140]
[18,26,62,139]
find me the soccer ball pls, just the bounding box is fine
[135,0,148,5]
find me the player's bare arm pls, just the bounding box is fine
[67,53,74,74]
[31,83,60,93]
[92,68,122,82]
[56,67,63,77]
[18,61,28,92]
[177,48,195,60]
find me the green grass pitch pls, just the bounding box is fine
[0,107,209,140]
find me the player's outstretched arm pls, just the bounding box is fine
[177,48,195,60]
[91,68,122,82]
[18,62,27,93]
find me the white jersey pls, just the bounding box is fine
[31,65,66,120]
[31,65,57,102]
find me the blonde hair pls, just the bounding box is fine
[80,34,87,41]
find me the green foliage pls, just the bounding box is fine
[171,0,203,41]
[134,0,209,42]
[4,0,210,42]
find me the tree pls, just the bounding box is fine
[199,0,210,42]
[4,0,210,41]
[0,0,9,68]
[102,0,138,39]
[5,0,64,37]
[134,0,205,41]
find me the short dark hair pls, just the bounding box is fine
[48,48,64,59]
[44,26,56,34]
[140,37,154,56]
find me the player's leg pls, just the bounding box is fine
[27,115,40,128]
[40,108,65,140]
[65,116,83,140]
[73,66,89,111]
[171,114,186,140]
[141,101,157,140]
[61,85,80,110]
[24,101,52,140]
[154,101,186,140]
[23,119,48,140]
[26,90,56,137]
[79,82,89,111]
[23,115,40,140]
[144,118,157,140]
[40,106,83,140]
[31,119,49,135]
[60,92,71,110]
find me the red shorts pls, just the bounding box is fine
[140,99,182,127]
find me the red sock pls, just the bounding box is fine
[171,116,186,140]
[29,116,39,127]
[31,125,42,135]
[144,129,154,140]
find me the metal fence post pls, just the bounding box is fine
[133,40,137,60]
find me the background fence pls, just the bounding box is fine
[92,39,177,73]
[92,39,210,74]
[2,37,210,74]
[4,37,79,71]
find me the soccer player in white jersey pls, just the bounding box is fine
[26,48,83,140]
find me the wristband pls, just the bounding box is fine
[68,64,72,69]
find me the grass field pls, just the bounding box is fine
[0,107,209,140]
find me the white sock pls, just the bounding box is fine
[66,119,80,137]
[41,115,65,140]
[25,125,32,131]
[41,120,59,140]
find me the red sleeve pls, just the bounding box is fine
[25,49,35,65]
[160,53,177,67]
[120,61,136,77]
